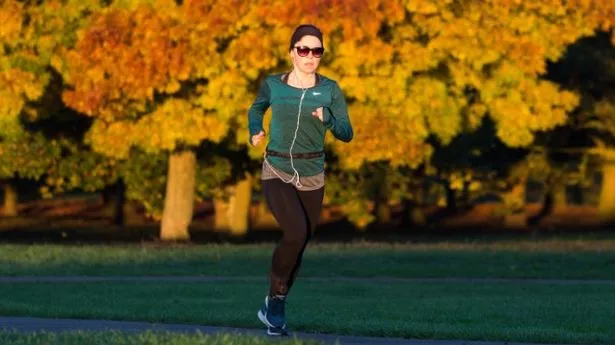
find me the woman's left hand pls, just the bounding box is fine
[312,107,323,122]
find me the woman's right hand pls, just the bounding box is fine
[251,131,265,146]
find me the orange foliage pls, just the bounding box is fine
[61,1,258,158]
[45,0,615,165]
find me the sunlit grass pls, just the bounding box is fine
[0,235,615,279]
[0,331,322,345]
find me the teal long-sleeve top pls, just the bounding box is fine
[248,73,353,177]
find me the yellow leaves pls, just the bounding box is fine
[404,0,442,15]
[392,24,419,41]
[164,79,181,94]
[257,0,389,41]
[0,91,24,139]
[409,77,462,145]
[86,99,228,158]
[506,37,548,75]
[60,1,274,156]
[340,198,373,230]
[224,28,278,80]
[1,68,44,101]
[324,0,608,164]
[485,76,579,147]
[413,0,607,77]
[495,118,535,148]
[447,62,485,90]
[134,98,227,152]
[0,66,46,131]
[331,40,394,77]
[0,4,42,97]
[526,81,578,128]
[39,0,615,167]
[331,104,432,169]
[589,98,615,141]
[0,89,23,116]
[152,0,178,13]
[396,41,441,73]
[339,76,368,102]
[448,171,476,191]
[196,71,250,121]
[566,0,615,32]
[350,0,614,158]
[0,0,23,41]
[467,102,488,130]
[508,12,538,34]
[86,120,134,158]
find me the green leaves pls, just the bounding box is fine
[0,133,61,180]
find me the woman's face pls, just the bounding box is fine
[290,35,322,74]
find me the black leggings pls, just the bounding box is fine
[263,178,324,296]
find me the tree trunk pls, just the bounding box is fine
[160,150,196,241]
[113,179,126,226]
[214,174,253,236]
[598,161,615,223]
[460,181,471,209]
[102,180,126,226]
[504,178,527,228]
[552,182,567,208]
[529,176,567,226]
[252,199,277,228]
[3,184,18,217]
[528,189,553,226]
[374,199,391,225]
[370,163,391,225]
[401,198,426,227]
[445,183,457,212]
[569,184,584,205]
[401,181,428,228]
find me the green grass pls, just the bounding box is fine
[1,236,615,279]
[1,236,615,344]
[0,331,322,345]
[0,280,613,344]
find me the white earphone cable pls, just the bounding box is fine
[263,71,309,189]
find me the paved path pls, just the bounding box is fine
[0,316,571,345]
[1,275,614,285]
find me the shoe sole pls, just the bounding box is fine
[267,328,288,336]
[257,310,287,336]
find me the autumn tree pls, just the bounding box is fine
[0,0,135,223]
[0,0,99,215]
[0,0,49,215]
[238,0,610,228]
[22,0,613,233]
[58,0,263,239]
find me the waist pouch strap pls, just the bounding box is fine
[266,149,325,159]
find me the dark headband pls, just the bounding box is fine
[289,24,323,51]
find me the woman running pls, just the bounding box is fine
[247,24,354,336]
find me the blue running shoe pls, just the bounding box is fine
[257,295,288,336]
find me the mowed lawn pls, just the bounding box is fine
[1,234,615,344]
[1,235,615,279]
[0,331,322,345]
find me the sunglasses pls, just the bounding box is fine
[294,46,324,58]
